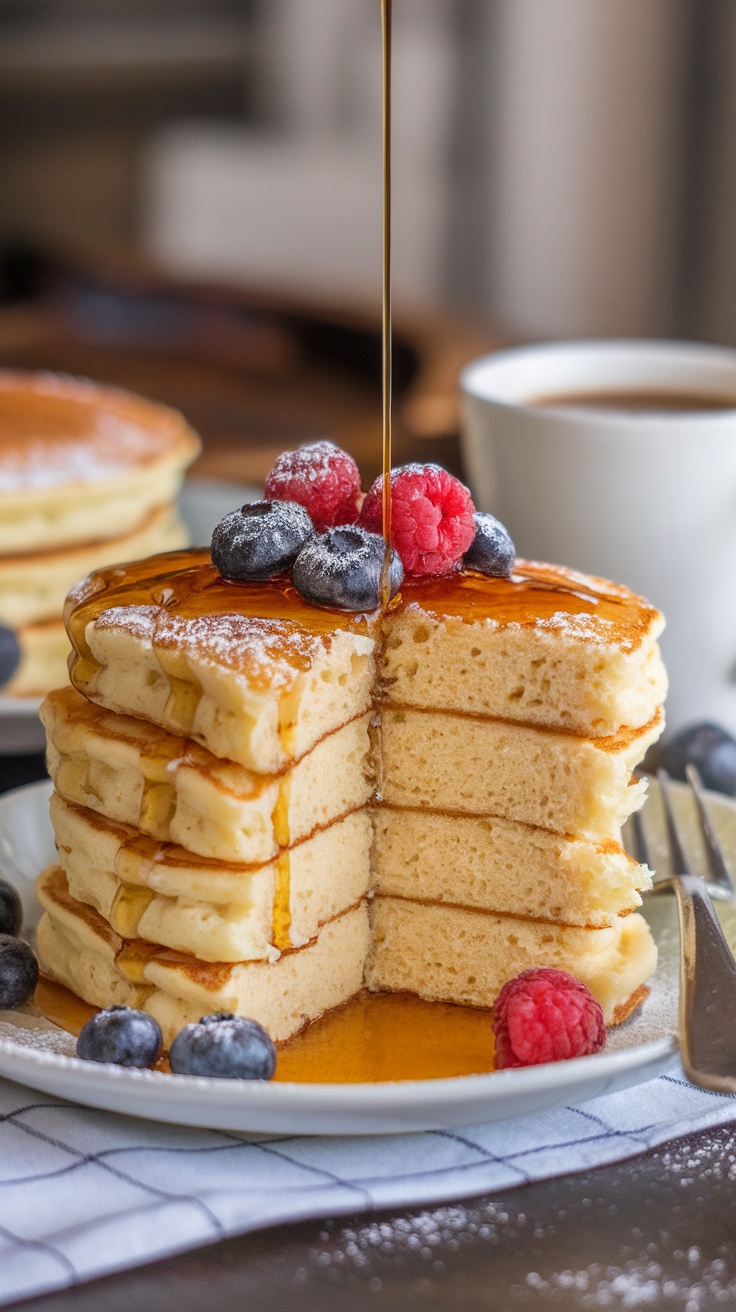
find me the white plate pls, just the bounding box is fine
[0,781,722,1135]
[0,478,260,755]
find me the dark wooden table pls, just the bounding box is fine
[3,287,735,1309]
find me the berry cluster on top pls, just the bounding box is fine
[211,441,516,611]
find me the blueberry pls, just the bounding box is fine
[658,722,736,796]
[0,624,20,689]
[464,513,516,577]
[0,935,38,1009]
[212,501,314,582]
[292,525,403,611]
[0,878,22,937]
[169,1011,277,1080]
[76,1006,163,1068]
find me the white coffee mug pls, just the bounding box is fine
[460,339,736,736]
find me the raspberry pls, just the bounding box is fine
[492,968,605,1070]
[264,442,362,533]
[359,463,476,576]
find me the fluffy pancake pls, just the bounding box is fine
[0,371,200,554]
[0,504,188,629]
[64,553,664,766]
[8,620,70,698]
[66,557,378,771]
[382,566,667,737]
[373,807,650,928]
[36,866,370,1045]
[42,687,374,863]
[366,897,657,1026]
[379,707,661,842]
[51,792,372,962]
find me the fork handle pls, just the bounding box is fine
[672,873,736,1093]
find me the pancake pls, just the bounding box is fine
[8,619,70,698]
[51,792,372,962]
[0,504,188,629]
[373,807,650,929]
[382,567,666,737]
[65,555,378,771]
[36,866,370,1045]
[42,686,374,863]
[379,706,661,842]
[366,897,657,1026]
[63,554,665,766]
[0,371,200,554]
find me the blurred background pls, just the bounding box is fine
[0,0,735,485]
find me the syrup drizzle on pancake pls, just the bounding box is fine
[64,549,660,701]
[380,0,393,605]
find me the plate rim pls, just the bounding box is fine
[0,1023,679,1104]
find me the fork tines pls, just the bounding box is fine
[654,767,735,899]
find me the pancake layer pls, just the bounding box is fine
[0,505,187,629]
[382,568,666,736]
[51,793,372,962]
[0,371,201,696]
[36,866,370,1045]
[43,687,374,864]
[380,707,660,841]
[366,897,657,1026]
[373,808,650,928]
[64,555,664,761]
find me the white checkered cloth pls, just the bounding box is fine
[1,1059,735,1305]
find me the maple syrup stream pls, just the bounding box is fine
[380,0,393,607]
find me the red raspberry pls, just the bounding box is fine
[492,968,605,1070]
[264,441,362,533]
[359,463,475,576]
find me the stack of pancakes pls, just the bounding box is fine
[36,550,666,1046]
[0,373,199,695]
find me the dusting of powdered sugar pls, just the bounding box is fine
[534,611,624,646]
[0,1010,77,1057]
[94,605,158,640]
[93,606,331,685]
[155,612,327,682]
[300,1128,736,1307]
[0,424,177,493]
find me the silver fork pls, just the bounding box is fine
[629,766,736,1093]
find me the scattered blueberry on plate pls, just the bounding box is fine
[212,500,314,582]
[658,722,736,796]
[169,1011,277,1080]
[292,524,403,611]
[464,512,516,577]
[0,623,20,690]
[76,1006,163,1068]
[0,935,38,1009]
[0,877,22,938]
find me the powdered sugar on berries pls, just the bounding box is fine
[360,463,476,576]
[264,441,362,532]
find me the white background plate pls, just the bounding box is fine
[4,779,731,1134]
[0,478,259,755]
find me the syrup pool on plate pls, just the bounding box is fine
[35,977,496,1083]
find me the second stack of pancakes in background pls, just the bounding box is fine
[0,372,200,696]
